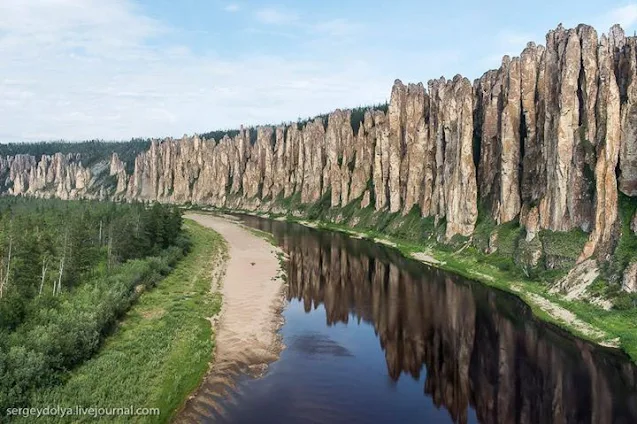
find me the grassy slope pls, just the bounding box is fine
[20,220,226,423]
[203,191,637,362]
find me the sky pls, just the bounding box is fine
[1,0,637,142]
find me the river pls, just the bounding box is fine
[193,215,637,424]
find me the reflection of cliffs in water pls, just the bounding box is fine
[243,216,637,424]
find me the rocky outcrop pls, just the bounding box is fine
[439,76,479,237]
[550,259,601,302]
[619,32,637,196]
[475,56,522,224]
[623,259,637,292]
[2,23,637,263]
[110,153,128,196]
[581,30,622,260]
[0,153,102,200]
[349,111,376,207]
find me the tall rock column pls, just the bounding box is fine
[519,43,545,235]
[581,31,622,260]
[301,119,326,203]
[323,110,353,207]
[475,68,503,215]
[270,126,287,199]
[498,57,522,223]
[284,125,301,198]
[401,83,428,214]
[475,55,522,224]
[428,78,448,221]
[388,80,407,213]
[538,25,595,232]
[109,153,128,196]
[229,129,248,195]
[620,34,637,196]
[540,26,581,231]
[442,76,479,238]
[350,111,376,207]
[372,111,390,209]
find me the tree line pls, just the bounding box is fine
[0,197,186,413]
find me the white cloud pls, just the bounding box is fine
[224,3,241,13]
[0,0,392,141]
[599,4,637,30]
[254,7,299,25]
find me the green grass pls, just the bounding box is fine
[540,228,588,262]
[19,221,227,423]
[606,194,637,279]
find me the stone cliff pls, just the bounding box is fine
[2,23,637,287]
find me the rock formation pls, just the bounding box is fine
[1,23,637,270]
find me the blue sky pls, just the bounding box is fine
[1,0,636,142]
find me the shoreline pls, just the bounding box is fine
[204,207,635,362]
[177,214,286,422]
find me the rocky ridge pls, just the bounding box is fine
[2,23,637,288]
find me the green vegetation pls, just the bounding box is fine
[18,220,225,423]
[350,102,389,134]
[0,198,186,418]
[539,228,589,268]
[606,194,637,280]
[0,139,150,173]
[199,129,241,142]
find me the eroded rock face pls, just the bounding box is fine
[323,110,355,207]
[110,153,128,196]
[475,56,521,224]
[623,261,637,293]
[581,32,622,261]
[350,111,376,206]
[2,24,637,255]
[439,76,479,238]
[619,31,637,196]
[0,153,99,200]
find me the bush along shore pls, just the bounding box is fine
[8,219,226,423]
[188,190,637,363]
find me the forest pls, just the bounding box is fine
[0,197,186,413]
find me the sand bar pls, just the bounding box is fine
[177,213,285,422]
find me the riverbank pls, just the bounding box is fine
[17,221,227,424]
[200,206,637,363]
[177,214,286,422]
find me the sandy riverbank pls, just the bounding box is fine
[177,214,286,423]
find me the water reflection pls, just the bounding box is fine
[243,216,637,424]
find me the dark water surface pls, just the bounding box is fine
[210,216,637,423]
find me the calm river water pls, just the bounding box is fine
[196,216,637,424]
